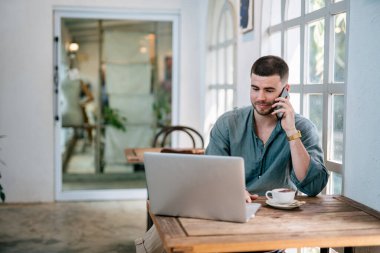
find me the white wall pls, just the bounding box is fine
[0,0,203,202]
[344,0,380,211]
[234,0,261,108]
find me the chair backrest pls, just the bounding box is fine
[152,125,204,148]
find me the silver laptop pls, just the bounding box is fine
[144,152,261,223]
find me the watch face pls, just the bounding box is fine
[287,131,301,141]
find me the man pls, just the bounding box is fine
[136,55,329,253]
[206,55,329,201]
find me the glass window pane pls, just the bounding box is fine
[289,93,300,114]
[332,172,342,194]
[226,89,234,111]
[306,19,325,84]
[269,31,281,57]
[286,0,301,20]
[331,94,344,163]
[306,0,325,13]
[217,89,226,116]
[209,50,217,84]
[329,172,342,195]
[226,44,234,84]
[307,94,323,144]
[225,9,233,40]
[271,1,281,25]
[333,13,346,83]
[217,48,225,83]
[209,88,218,124]
[218,13,226,43]
[285,26,300,84]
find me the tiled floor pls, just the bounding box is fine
[0,200,146,253]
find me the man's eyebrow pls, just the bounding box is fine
[250,84,275,91]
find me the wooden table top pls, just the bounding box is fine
[124,147,204,164]
[150,195,380,253]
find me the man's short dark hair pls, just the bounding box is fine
[250,55,289,83]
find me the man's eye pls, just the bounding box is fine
[251,87,259,91]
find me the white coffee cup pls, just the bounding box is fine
[265,188,296,204]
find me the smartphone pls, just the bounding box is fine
[276,88,289,119]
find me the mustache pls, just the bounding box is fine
[254,102,274,106]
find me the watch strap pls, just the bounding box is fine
[287,130,302,141]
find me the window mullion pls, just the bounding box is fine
[282,18,301,29]
[300,0,306,116]
[326,161,341,173]
[328,83,345,94]
[304,8,327,23]
[330,1,347,14]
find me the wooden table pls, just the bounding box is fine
[150,195,380,253]
[124,147,204,164]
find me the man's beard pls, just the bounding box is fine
[252,102,275,116]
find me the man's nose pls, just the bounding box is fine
[257,90,265,100]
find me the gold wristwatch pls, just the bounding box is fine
[287,130,302,141]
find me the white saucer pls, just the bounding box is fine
[266,199,305,209]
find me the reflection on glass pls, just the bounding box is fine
[307,94,323,144]
[286,0,301,20]
[289,93,300,114]
[331,94,344,163]
[269,32,281,57]
[306,0,325,13]
[285,26,300,84]
[333,13,346,83]
[271,0,281,25]
[60,19,173,191]
[306,19,324,84]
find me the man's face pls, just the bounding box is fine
[250,74,284,116]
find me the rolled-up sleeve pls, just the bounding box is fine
[290,119,329,196]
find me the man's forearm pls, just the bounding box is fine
[288,138,310,181]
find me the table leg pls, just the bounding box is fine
[344,247,353,253]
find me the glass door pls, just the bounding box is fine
[54,10,178,200]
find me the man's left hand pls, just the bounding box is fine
[245,190,258,203]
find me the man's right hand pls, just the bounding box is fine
[245,190,259,203]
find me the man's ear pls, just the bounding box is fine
[285,83,290,92]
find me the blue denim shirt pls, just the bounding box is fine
[205,106,329,196]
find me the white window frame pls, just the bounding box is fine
[205,0,237,138]
[53,7,180,201]
[262,0,349,194]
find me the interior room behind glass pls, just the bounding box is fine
[59,18,173,191]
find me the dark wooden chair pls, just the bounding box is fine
[152,125,204,149]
